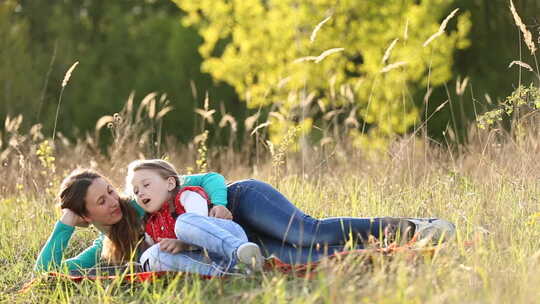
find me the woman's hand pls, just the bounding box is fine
[209,205,233,220]
[60,209,90,228]
[158,238,187,254]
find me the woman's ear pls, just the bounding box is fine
[81,214,92,224]
[167,177,176,191]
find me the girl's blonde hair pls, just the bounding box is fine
[126,159,184,195]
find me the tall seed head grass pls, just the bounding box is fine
[509,0,537,55]
[381,61,408,73]
[423,8,460,47]
[271,126,300,184]
[509,60,534,72]
[53,60,79,141]
[310,15,332,43]
[294,48,345,64]
[194,92,216,131]
[61,61,79,88]
[381,38,399,64]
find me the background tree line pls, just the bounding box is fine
[1,0,538,149]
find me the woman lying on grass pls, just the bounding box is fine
[35,160,456,275]
[35,169,260,276]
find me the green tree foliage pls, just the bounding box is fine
[175,0,471,147]
[426,0,540,143]
[1,0,239,143]
[0,1,42,123]
[453,0,539,98]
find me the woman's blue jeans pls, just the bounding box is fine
[227,179,390,264]
[139,213,247,276]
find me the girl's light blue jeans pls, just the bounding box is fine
[139,213,248,276]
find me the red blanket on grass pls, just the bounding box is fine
[20,244,438,293]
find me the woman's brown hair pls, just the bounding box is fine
[59,169,142,264]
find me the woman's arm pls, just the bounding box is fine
[182,172,228,206]
[34,221,103,272]
[128,199,146,218]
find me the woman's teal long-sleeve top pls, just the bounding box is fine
[34,172,228,272]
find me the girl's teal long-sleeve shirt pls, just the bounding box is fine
[34,172,228,272]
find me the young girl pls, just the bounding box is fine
[126,159,264,274]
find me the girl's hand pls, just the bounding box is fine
[60,209,90,228]
[209,205,233,220]
[158,238,187,254]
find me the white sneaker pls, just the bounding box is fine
[406,218,456,245]
[236,242,264,272]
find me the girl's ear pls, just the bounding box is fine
[167,177,176,191]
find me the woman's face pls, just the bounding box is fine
[130,169,176,213]
[82,177,123,226]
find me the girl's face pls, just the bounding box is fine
[82,177,123,226]
[130,169,176,213]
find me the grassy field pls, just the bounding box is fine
[1,1,539,302]
[1,122,539,303]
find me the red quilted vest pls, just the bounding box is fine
[144,186,211,243]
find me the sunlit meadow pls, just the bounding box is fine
[1,2,540,303]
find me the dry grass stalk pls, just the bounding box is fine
[148,98,156,119]
[344,107,359,128]
[382,39,399,64]
[61,61,79,88]
[136,92,157,121]
[156,105,174,120]
[509,0,537,55]
[194,108,216,124]
[483,93,493,105]
[244,112,260,131]
[381,61,408,73]
[5,115,23,133]
[434,99,450,112]
[95,115,114,132]
[294,48,345,64]
[310,15,332,43]
[323,109,343,121]
[219,114,238,132]
[54,61,80,141]
[269,111,285,121]
[320,136,333,147]
[277,76,291,89]
[456,76,469,96]
[423,8,459,47]
[250,121,270,136]
[126,91,135,114]
[508,60,534,72]
[403,19,409,40]
[423,88,433,105]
